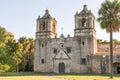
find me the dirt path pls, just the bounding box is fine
[43,75,69,80]
[0,75,69,80]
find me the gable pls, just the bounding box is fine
[54,49,70,59]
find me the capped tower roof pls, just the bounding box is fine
[79,4,92,15]
[42,9,53,19]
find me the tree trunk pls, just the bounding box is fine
[23,53,25,72]
[16,65,19,72]
[16,60,19,72]
[110,27,113,78]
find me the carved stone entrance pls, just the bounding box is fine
[59,63,65,73]
[53,43,71,73]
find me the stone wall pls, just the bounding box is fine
[98,43,120,53]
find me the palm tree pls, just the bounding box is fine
[97,0,120,78]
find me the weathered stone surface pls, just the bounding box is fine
[34,5,120,74]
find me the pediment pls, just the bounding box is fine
[54,49,70,59]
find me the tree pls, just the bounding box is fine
[97,0,120,78]
[0,47,11,72]
[11,42,23,72]
[113,39,120,44]
[27,38,34,71]
[97,39,103,44]
[18,37,30,71]
[0,26,15,72]
[18,37,34,72]
[0,26,34,72]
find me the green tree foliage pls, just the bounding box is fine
[0,63,10,72]
[18,37,34,72]
[0,47,11,72]
[11,42,23,72]
[113,39,120,44]
[97,0,120,78]
[0,26,14,72]
[0,26,34,72]
[97,39,120,44]
[27,38,34,71]
[97,39,109,44]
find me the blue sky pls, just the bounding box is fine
[0,0,120,40]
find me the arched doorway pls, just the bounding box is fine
[117,67,120,74]
[113,62,120,74]
[59,63,65,73]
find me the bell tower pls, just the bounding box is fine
[74,4,96,37]
[34,10,57,72]
[74,5,97,54]
[36,9,57,39]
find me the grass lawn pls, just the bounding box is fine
[0,72,120,80]
[55,74,120,80]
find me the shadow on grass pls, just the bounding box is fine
[0,72,119,77]
[0,72,46,76]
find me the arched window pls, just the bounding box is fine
[42,21,45,30]
[41,42,44,47]
[39,23,41,31]
[82,18,86,27]
[41,59,44,64]
[82,42,84,46]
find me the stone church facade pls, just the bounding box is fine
[34,5,120,74]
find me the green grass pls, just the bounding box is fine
[55,73,120,80]
[0,72,120,80]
